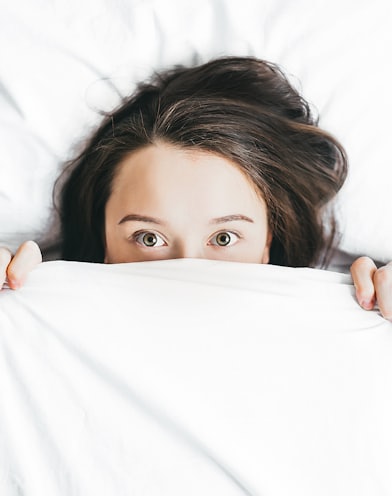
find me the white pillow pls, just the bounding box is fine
[0,0,391,262]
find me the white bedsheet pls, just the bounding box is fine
[0,259,391,495]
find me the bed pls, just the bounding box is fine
[1,1,392,495]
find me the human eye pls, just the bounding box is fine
[132,231,167,248]
[209,231,240,247]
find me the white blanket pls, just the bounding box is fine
[1,259,391,495]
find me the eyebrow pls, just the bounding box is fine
[118,213,254,225]
[118,214,164,225]
[209,215,254,225]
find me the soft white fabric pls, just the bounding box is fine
[0,0,391,261]
[0,259,391,495]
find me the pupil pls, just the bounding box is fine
[217,233,230,246]
[143,233,156,246]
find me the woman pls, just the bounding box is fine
[1,56,391,318]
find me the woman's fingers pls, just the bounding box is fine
[373,262,392,320]
[6,241,42,289]
[0,247,13,289]
[350,256,378,310]
[351,256,392,320]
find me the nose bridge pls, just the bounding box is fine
[173,238,204,259]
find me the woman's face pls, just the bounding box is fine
[104,142,271,264]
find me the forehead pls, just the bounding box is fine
[112,142,258,192]
[108,142,266,215]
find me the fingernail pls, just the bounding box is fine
[8,279,20,290]
[361,299,373,310]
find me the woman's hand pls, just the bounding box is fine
[0,241,42,290]
[351,256,392,321]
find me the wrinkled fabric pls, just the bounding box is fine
[0,259,391,495]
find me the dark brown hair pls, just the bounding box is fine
[58,56,347,267]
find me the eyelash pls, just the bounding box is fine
[208,231,241,247]
[130,230,167,248]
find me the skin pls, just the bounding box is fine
[351,257,392,320]
[0,142,391,321]
[0,240,42,290]
[104,143,271,264]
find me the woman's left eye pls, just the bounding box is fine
[209,231,239,247]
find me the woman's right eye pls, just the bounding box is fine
[133,231,166,248]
